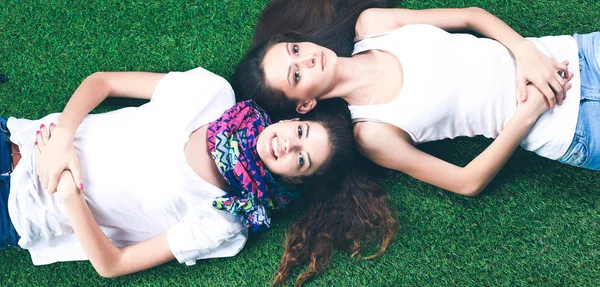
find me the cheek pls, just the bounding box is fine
[303,72,319,93]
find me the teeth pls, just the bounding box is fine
[272,136,279,158]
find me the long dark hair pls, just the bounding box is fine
[234,0,395,118]
[274,155,398,286]
[268,94,398,287]
[237,2,401,285]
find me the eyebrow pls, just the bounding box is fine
[286,43,292,87]
[305,123,310,138]
[305,123,312,169]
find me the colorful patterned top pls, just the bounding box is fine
[207,100,300,232]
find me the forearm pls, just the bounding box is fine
[466,7,530,53]
[461,109,537,195]
[62,190,123,277]
[55,72,111,139]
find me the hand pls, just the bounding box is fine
[517,83,562,118]
[35,123,84,193]
[514,41,574,108]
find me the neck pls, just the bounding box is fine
[318,53,383,105]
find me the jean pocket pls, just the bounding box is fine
[558,131,589,167]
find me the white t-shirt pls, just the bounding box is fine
[7,67,247,266]
[350,24,581,160]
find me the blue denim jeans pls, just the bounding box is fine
[557,32,600,170]
[0,116,20,249]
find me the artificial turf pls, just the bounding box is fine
[1,0,599,286]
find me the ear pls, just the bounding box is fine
[296,99,317,114]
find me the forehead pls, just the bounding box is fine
[302,121,331,172]
[262,42,289,90]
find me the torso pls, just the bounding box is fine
[184,124,229,191]
[349,50,404,105]
[349,24,581,160]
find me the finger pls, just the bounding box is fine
[68,158,84,191]
[39,124,50,145]
[565,82,573,96]
[49,123,55,138]
[36,130,43,147]
[38,124,47,145]
[549,76,564,105]
[47,172,59,194]
[517,79,528,102]
[538,84,556,109]
[561,61,570,77]
[559,72,575,97]
[35,140,41,156]
[553,59,568,73]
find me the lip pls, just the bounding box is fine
[269,133,278,160]
[321,51,325,72]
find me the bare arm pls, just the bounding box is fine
[355,85,551,196]
[355,7,571,108]
[56,171,175,277]
[37,72,166,193]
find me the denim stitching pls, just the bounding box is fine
[559,128,589,167]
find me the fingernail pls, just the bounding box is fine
[79,183,84,190]
[40,124,45,129]
[50,123,55,127]
[34,141,38,146]
[36,130,40,135]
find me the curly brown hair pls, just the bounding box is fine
[273,156,398,286]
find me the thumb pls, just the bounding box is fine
[69,158,84,190]
[517,80,528,102]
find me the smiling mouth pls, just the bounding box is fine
[269,134,279,160]
[321,51,325,72]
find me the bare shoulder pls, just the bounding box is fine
[354,8,396,36]
[353,121,413,152]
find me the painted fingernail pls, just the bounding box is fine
[50,123,55,127]
[79,183,84,190]
[40,124,45,129]
[34,141,38,146]
[36,130,40,135]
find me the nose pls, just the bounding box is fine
[283,137,300,154]
[294,53,316,68]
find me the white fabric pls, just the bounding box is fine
[349,24,581,160]
[7,67,247,266]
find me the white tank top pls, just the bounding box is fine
[349,24,581,160]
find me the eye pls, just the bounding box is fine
[298,154,305,167]
[294,70,300,83]
[292,44,299,55]
[297,125,303,138]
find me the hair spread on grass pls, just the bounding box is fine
[240,1,401,285]
[272,157,398,287]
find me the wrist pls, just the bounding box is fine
[514,107,540,125]
[60,188,83,202]
[51,124,77,141]
[511,40,535,59]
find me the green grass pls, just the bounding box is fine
[1,0,599,286]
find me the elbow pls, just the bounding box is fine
[464,7,488,26]
[467,6,486,14]
[96,268,116,279]
[456,173,485,197]
[93,260,123,278]
[96,266,122,279]
[87,71,105,82]
[459,184,484,197]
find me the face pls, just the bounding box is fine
[256,119,331,179]
[262,42,338,111]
